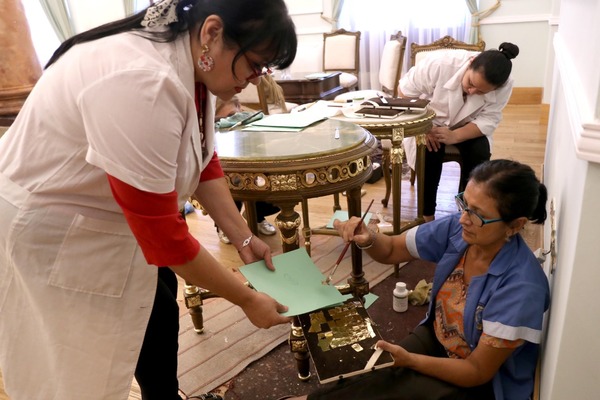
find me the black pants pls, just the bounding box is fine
[234,200,280,222]
[423,136,491,216]
[135,267,181,400]
[307,324,495,400]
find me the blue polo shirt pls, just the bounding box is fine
[405,214,550,400]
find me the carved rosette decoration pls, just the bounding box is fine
[392,126,405,142]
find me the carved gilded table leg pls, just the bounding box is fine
[183,282,204,334]
[300,199,312,256]
[345,186,369,298]
[274,201,302,253]
[290,318,311,380]
[380,139,392,207]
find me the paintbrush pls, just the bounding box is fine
[227,110,262,131]
[322,198,375,285]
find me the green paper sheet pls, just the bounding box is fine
[326,210,373,229]
[239,248,347,316]
[340,292,378,308]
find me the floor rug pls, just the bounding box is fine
[174,233,396,396]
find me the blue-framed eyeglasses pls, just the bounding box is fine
[455,192,503,227]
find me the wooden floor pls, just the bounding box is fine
[0,104,547,399]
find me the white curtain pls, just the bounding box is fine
[339,0,470,90]
[321,0,345,30]
[123,0,136,16]
[125,0,152,16]
[38,0,75,41]
[465,0,501,44]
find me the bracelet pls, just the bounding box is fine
[355,229,377,250]
[237,234,253,252]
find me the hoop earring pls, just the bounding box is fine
[198,44,214,72]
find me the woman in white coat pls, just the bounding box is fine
[0,0,296,399]
[400,43,519,222]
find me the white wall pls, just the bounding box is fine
[67,0,125,33]
[540,0,600,398]
[479,0,552,88]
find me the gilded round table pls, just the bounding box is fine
[216,118,377,293]
[332,107,435,238]
[217,118,377,380]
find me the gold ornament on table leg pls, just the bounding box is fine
[198,44,214,72]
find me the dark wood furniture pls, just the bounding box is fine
[275,72,348,104]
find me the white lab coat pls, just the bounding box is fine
[0,30,215,399]
[399,50,513,169]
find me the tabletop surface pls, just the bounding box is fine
[274,71,341,82]
[216,118,370,161]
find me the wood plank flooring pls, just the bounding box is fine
[0,104,547,399]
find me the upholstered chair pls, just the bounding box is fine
[334,32,407,101]
[322,29,361,91]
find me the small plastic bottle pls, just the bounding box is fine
[393,282,409,312]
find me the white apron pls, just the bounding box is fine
[0,30,215,399]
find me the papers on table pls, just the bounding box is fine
[239,248,347,316]
[326,210,373,229]
[304,72,333,80]
[242,112,327,132]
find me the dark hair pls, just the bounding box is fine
[469,42,519,87]
[469,159,547,224]
[45,0,297,73]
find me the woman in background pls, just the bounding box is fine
[0,0,296,399]
[400,43,519,222]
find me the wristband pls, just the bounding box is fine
[355,229,377,250]
[237,234,253,252]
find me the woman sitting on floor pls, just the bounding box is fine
[286,159,550,400]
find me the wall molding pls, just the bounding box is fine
[509,88,543,105]
[479,13,552,25]
[554,34,600,164]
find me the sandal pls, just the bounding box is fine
[187,394,223,400]
[179,389,223,400]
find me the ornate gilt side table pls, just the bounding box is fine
[332,108,435,234]
[330,108,435,276]
[216,118,376,379]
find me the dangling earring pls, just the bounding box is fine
[198,44,214,72]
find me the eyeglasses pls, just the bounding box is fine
[455,192,503,227]
[243,53,271,80]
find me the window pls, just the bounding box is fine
[22,0,60,68]
[338,0,471,89]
